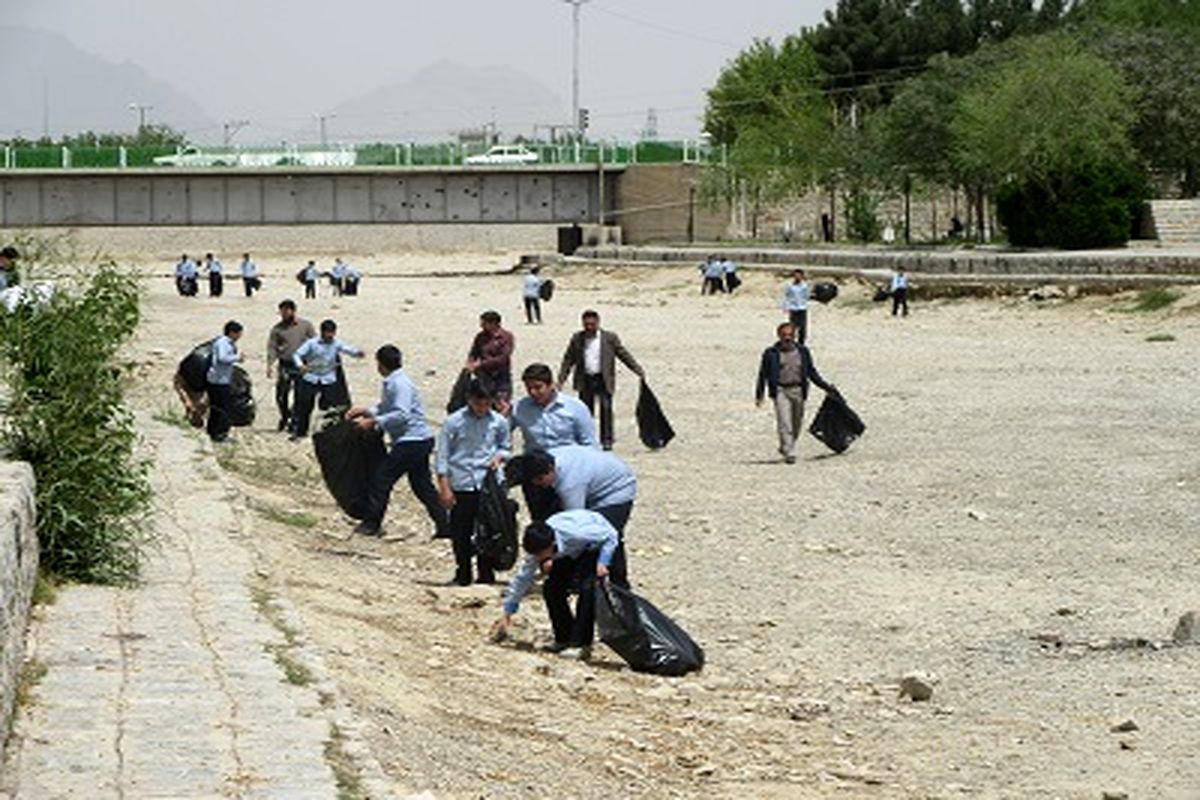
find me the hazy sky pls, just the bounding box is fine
[5,0,828,141]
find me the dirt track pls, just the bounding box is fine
[126,251,1200,799]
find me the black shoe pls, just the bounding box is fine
[476,571,496,585]
[277,418,289,432]
[602,443,613,451]
[448,573,471,587]
[354,521,381,536]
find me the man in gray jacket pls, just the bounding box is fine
[558,309,645,450]
[755,321,835,464]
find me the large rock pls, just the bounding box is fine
[899,672,935,702]
[1171,611,1200,644]
[0,461,37,756]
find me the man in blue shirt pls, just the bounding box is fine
[781,269,811,343]
[291,319,364,439]
[240,253,259,297]
[436,380,511,585]
[492,510,620,659]
[890,268,910,317]
[205,320,243,443]
[347,345,447,538]
[302,260,319,300]
[522,445,634,586]
[204,253,224,298]
[175,254,198,297]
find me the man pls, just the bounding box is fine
[558,310,645,450]
[436,380,511,586]
[723,257,741,294]
[291,319,364,439]
[0,246,19,291]
[467,310,515,405]
[206,320,244,443]
[755,322,835,464]
[240,253,259,297]
[890,268,909,317]
[781,269,810,343]
[700,256,725,295]
[204,253,224,297]
[266,300,317,433]
[492,510,621,660]
[302,260,319,300]
[175,254,198,297]
[509,363,597,520]
[522,445,633,586]
[343,263,363,296]
[331,258,347,296]
[346,345,447,538]
[522,267,543,324]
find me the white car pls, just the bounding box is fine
[464,145,540,166]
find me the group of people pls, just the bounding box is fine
[698,255,740,295]
[174,253,261,298]
[298,258,363,299]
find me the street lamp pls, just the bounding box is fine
[128,102,153,133]
[313,113,336,148]
[563,0,589,139]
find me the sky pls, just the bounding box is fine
[3,0,829,142]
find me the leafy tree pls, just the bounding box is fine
[1071,0,1200,32]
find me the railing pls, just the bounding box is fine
[0,140,726,170]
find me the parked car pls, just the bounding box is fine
[464,145,540,166]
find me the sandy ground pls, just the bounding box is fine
[120,248,1200,799]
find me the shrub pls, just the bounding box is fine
[0,253,152,584]
[1131,287,1182,311]
[995,159,1148,249]
[844,188,882,242]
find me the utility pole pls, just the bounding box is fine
[313,113,335,147]
[223,119,250,147]
[563,0,589,140]
[128,102,153,134]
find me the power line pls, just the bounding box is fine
[590,3,742,48]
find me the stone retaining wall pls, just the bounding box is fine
[0,462,37,750]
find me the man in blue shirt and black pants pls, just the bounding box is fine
[206,320,243,443]
[291,319,364,439]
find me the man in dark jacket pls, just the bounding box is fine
[755,321,835,463]
[558,309,645,450]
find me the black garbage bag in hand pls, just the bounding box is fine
[812,282,839,304]
[538,278,555,301]
[313,419,387,519]
[229,365,256,427]
[808,391,866,454]
[595,581,705,676]
[872,286,892,303]
[446,368,472,414]
[475,469,519,571]
[178,339,215,393]
[635,380,675,450]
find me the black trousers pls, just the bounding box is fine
[522,482,561,522]
[579,373,614,447]
[206,383,232,441]
[544,550,599,647]
[292,380,339,437]
[449,491,494,583]
[789,309,808,344]
[702,276,725,295]
[242,277,256,297]
[523,296,541,324]
[892,288,909,316]
[304,280,316,299]
[361,438,446,531]
[275,361,301,429]
[595,502,631,589]
[209,273,223,297]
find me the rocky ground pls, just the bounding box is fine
[124,248,1200,799]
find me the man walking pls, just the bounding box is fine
[700,256,726,295]
[436,380,511,585]
[206,320,244,443]
[266,300,317,433]
[558,310,645,450]
[331,258,347,296]
[204,253,224,297]
[291,319,364,439]
[302,260,319,300]
[522,267,543,324]
[175,254,198,297]
[782,269,811,343]
[723,256,741,294]
[240,253,259,297]
[755,322,835,464]
[346,345,448,538]
[466,310,515,406]
[492,510,621,661]
[890,268,909,317]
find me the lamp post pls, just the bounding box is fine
[313,113,335,147]
[128,102,153,134]
[563,0,589,140]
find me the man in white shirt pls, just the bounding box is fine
[302,260,319,300]
[240,253,260,297]
[700,256,726,295]
[205,253,224,298]
[781,269,811,343]
[558,310,645,450]
[890,268,909,317]
[522,267,543,324]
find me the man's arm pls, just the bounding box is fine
[213,339,240,365]
[804,348,834,393]
[609,333,644,377]
[337,342,365,359]
[292,339,311,370]
[372,381,411,434]
[571,400,599,447]
[475,331,513,372]
[556,472,588,510]
[558,335,578,386]
[502,554,539,615]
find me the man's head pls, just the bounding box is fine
[521,521,557,569]
[242,252,250,260]
[776,322,795,345]
[524,449,557,488]
[181,254,189,261]
[480,310,502,334]
[278,299,297,323]
[0,246,18,270]
[335,257,344,265]
[521,363,556,406]
[375,344,402,375]
[466,379,493,416]
[224,320,244,341]
[581,309,600,335]
[319,319,337,341]
[792,269,806,282]
[307,259,316,267]
[205,252,214,260]
[531,266,541,275]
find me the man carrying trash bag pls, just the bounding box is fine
[755,321,836,464]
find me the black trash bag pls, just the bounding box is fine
[229,365,256,427]
[595,580,705,676]
[872,287,892,303]
[475,469,519,571]
[812,282,839,304]
[178,339,214,393]
[295,268,308,285]
[320,363,352,410]
[446,368,472,414]
[635,380,675,450]
[808,391,866,454]
[312,419,387,519]
[538,278,555,301]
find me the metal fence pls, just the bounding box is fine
[0,140,723,169]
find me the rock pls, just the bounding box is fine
[899,672,934,702]
[1172,611,1200,644]
[1027,285,1065,302]
[1110,719,1138,733]
[965,508,988,522]
[1101,792,1129,800]
[789,698,831,722]
[1118,740,1136,751]
[692,763,718,778]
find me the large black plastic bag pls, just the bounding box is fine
[595,581,705,676]
[808,391,865,454]
[635,380,675,449]
[313,420,387,519]
[446,369,471,414]
[812,282,839,304]
[229,366,256,426]
[475,469,519,571]
[178,339,214,392]
[538,278,555,301]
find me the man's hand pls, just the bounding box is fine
[345,405,367,419]
[495,397,511,416]
[490,615,511,643]
[438,485,456,510]
[488,454,506,471]
[755,397,764,408]
[352,351,365,360]
[465,358,480,371]
[596,563,609,579]
[352,416,376,431]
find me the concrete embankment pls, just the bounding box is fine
[0,462,37,752]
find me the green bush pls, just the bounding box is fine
[0,250,152,583]
[995,160,1148,249]
[1131,287,1182,311]
[844,188,882,242]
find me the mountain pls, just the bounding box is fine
[320,61,567,143]
[0,26,215,141]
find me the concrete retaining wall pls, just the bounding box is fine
[0,461,37,749]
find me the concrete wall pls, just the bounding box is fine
[614,164,730,244]
[0,167,611,228]
[0,462,37,750]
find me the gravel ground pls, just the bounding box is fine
[123,248,1200,799]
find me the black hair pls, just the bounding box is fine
[581,309,599,321]
[278,299,296,311]
[776,321,793,335]
[205,253,213,259]
[480,310,501,324]
[1,246,20,260]
[224,320,243,335]
[522,522,555,554]
[376,344,402,371]
[521,363,553,384]
[523,449,556,479]
[466,378,492,400]
[319,319,337,334]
